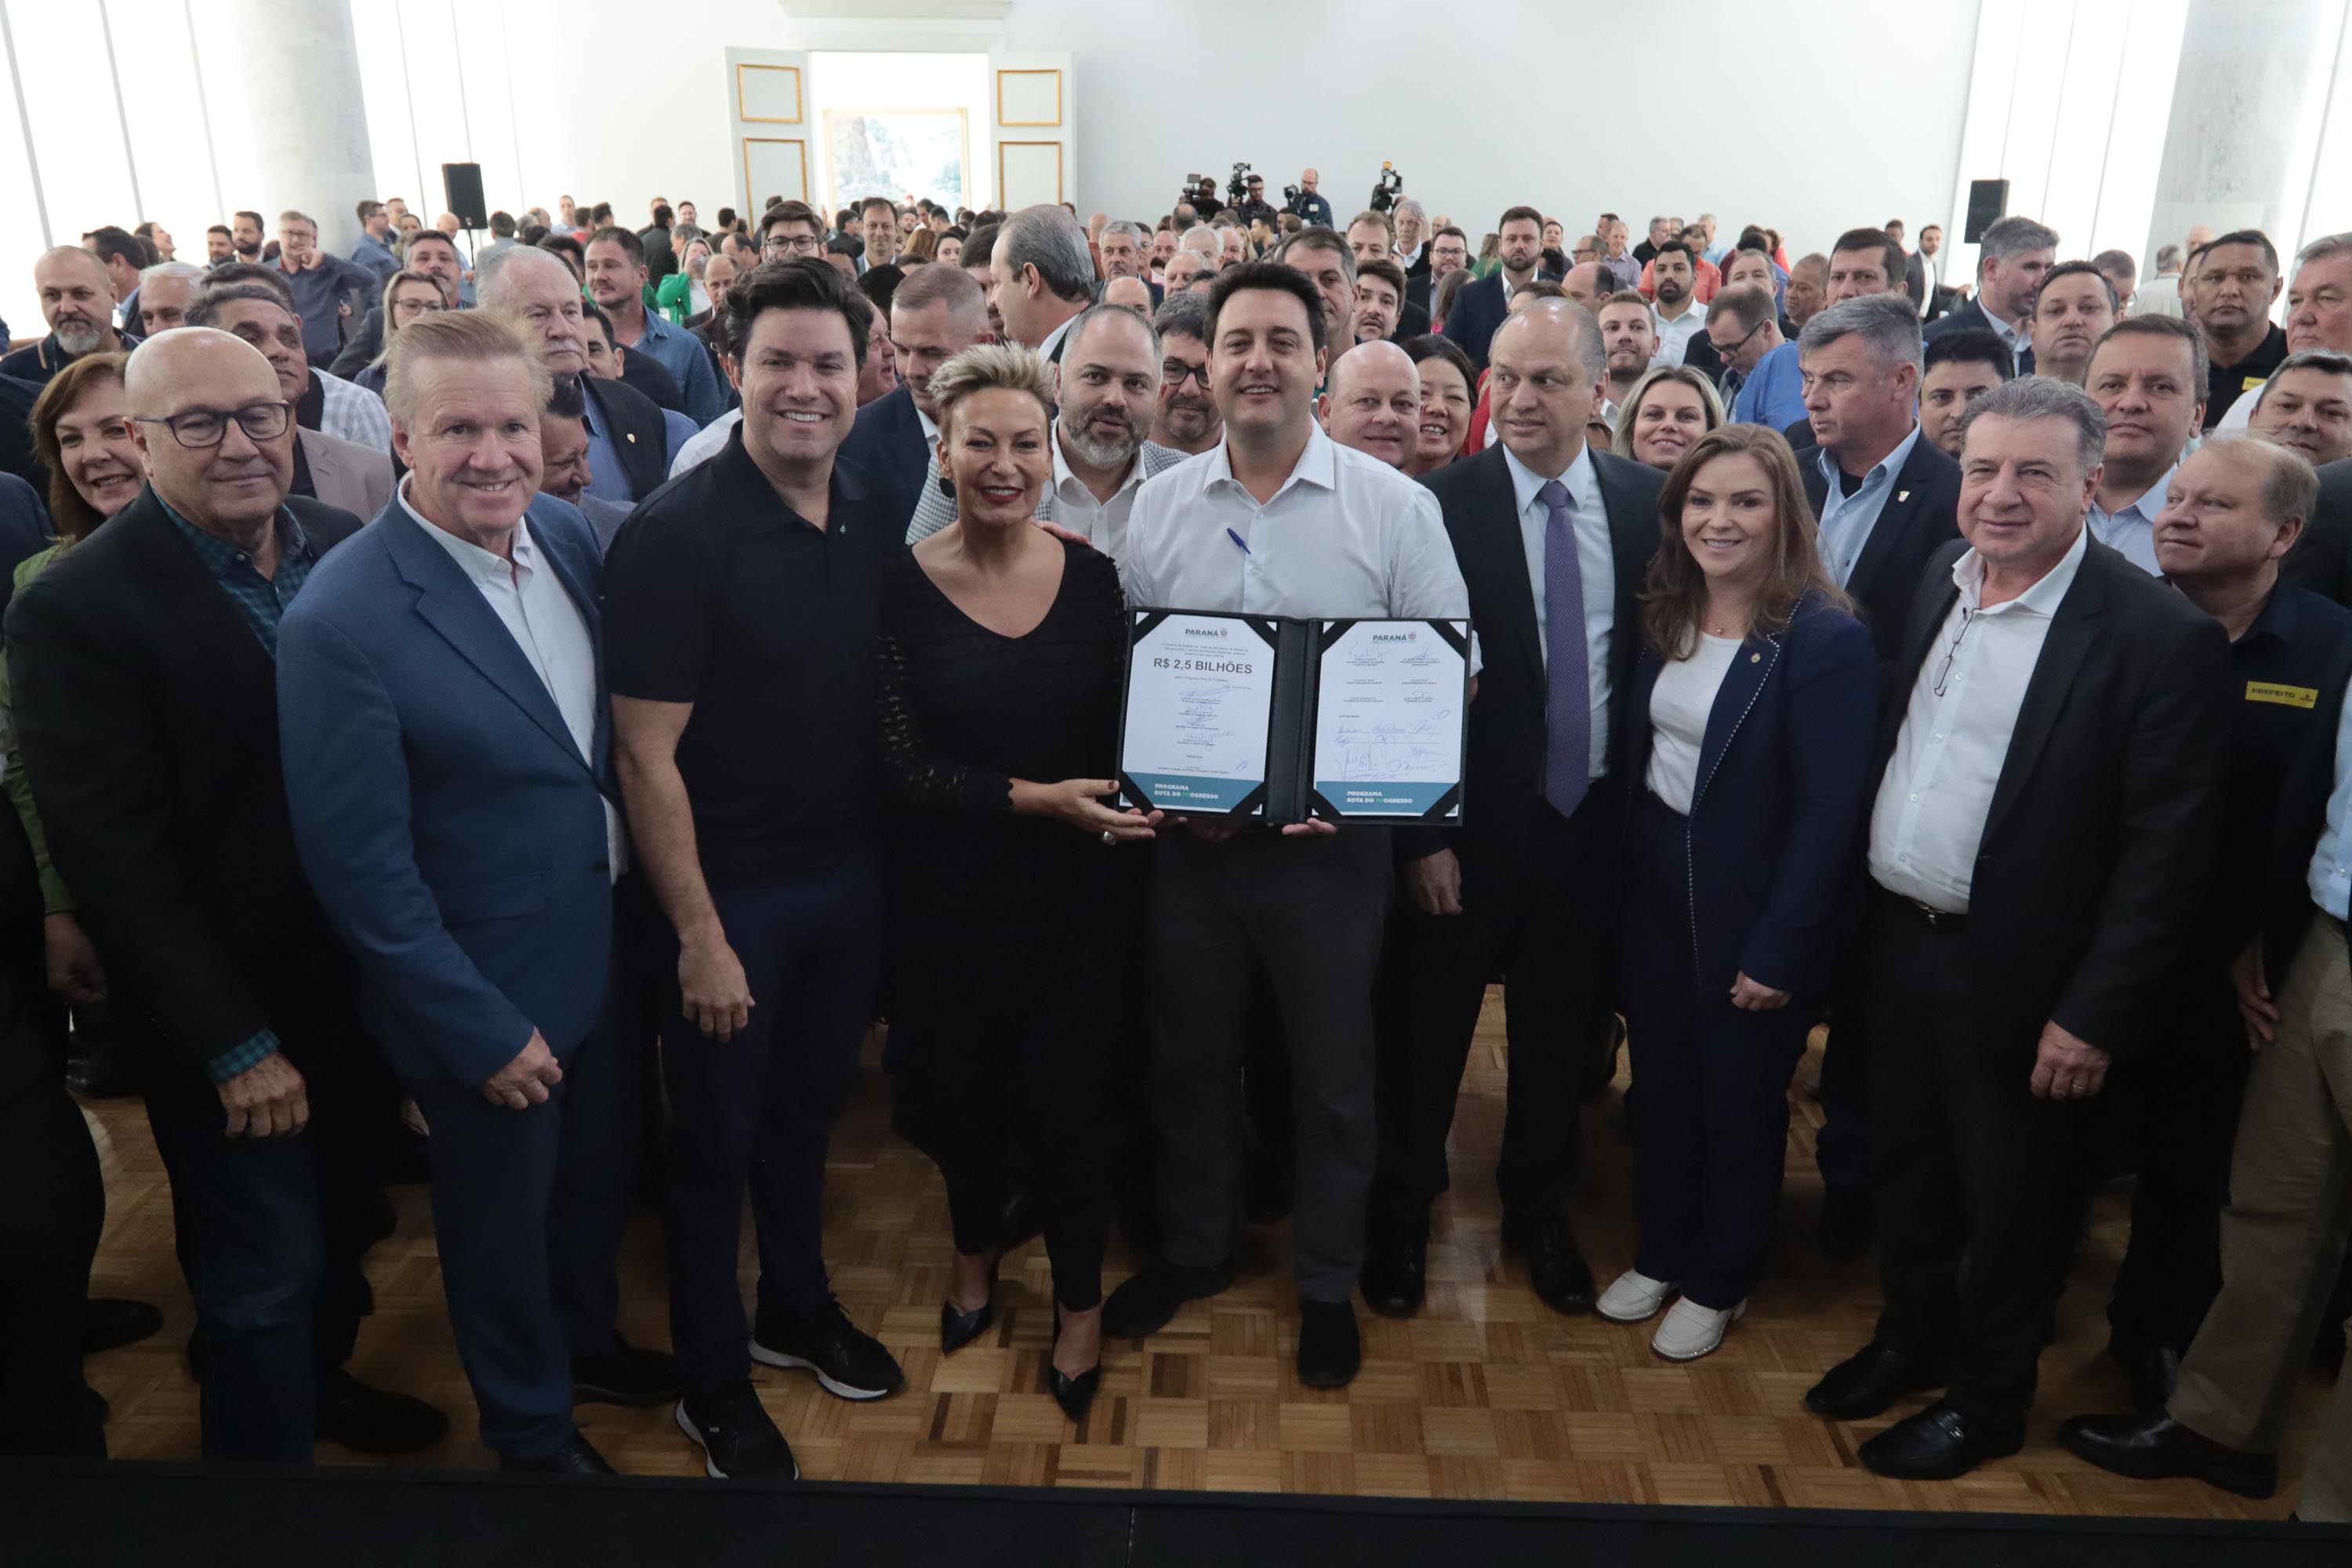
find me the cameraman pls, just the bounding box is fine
[1285,168,1333,229]
[1232,172,1279,233]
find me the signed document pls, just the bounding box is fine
[1309,620,1467,819]
[1117,612,1278,814]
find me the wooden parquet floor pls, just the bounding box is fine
[79,992,2329,1517]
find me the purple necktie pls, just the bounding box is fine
[1541,479,1591,818]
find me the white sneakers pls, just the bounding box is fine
[1596,1270,1748,1359]
[1596,1269,1678,1323]
[1650,1296,1746,1361]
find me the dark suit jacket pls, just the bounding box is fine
[1798,434,1963,666]
[1405,445,1667,861]
[616,350,684,415]
[839,385,929,539]
[328,307,385,380]
[1439,271,1512,373]
[5,490,366,1087]
[584,374,670,503]
[278,497,616,1084]
[1923,296,2031,374]
[1873,535,2230,1058]
[2278,458,2352,609]
[1391,299,1432,340]
[1621,590,1878,995]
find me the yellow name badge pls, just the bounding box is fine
[2245,375,2268,392]
[2246,681,2318,708]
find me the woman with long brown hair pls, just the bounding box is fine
[1600,423,1877,1361]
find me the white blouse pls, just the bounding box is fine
[1646,633,1744,815]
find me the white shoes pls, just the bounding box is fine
[1650,1296,1746,1361]
[1596,1269,1678,1323]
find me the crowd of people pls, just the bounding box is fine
[0,174,2348,1523]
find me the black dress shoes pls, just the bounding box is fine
[82,1297,164,1356]
[1804,1341,1952,1421]
[941,1294,996,1354]
[1817,1185,1877,1264]
[1102,1259,1234,1339]
[2107,1338,2183,1413]
[1297,1299,1362,1388]
[1359,1205,1428,1319]
[573,1338,684,1406]
[501,1430,615,1475]
[1857,1399,2025,1479]
[1506,1216,1595,1316]
[315,1370,449,1454]
[1047,1314,1101,1424]
[2056,1412,2278,1497]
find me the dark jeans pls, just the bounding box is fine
[662,859,884,1393]
[1376,789,1617,1232]
[143,1047,397,1461]
[1621,793,1814,1308]
[2107,978,2252,1351]
[1868,891,2082,1421]
[0,1078,104,1458]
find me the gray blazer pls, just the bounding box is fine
[298,427,394,523]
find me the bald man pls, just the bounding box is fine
[1103,275,1153,316]
[1318,341,1421,469]
[1,248,133,386]
[7,328,441,1462]
[1561,262,1613,313]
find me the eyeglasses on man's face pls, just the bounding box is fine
[133,401,292,449]
[764,232,822,257]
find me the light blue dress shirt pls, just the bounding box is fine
[580,390,695,505]
[1730,341,1807,431]
[2308,686,2352,920]
[1815,425,1922,586]
[2087,466,2174,576]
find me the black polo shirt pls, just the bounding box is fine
[2209,583,2352,946]
[604,426,898,888]
[2205,321,2289,429]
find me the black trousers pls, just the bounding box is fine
[1376,788,1617,1231]
[1868,891,2082,1420]
[2106,978,2251,1352]
[0,1076,104,1458]
[897,962,1118,1312]
[1620,794,1814,1308]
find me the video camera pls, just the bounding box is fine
[1369,162,1403,214]
[1178,172,1219,213]
[1226,162,1254,209]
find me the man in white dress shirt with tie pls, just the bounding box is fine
[1103,263,1468,1391]
[2085,317,2208,574]
[1805,376,2230,1482]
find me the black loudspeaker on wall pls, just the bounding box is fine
[441,162,488,231]
[1964,179,2010,244]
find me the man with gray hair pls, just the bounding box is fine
[1392,198,1432,314]
[989,203,1096,361]
[136,260,208,336]
[1924,214,2060,373]
[1276,227,1359,358]
[840,260,993,531]
[1809,373,2230,1481]
[1097,219,1160,307]
[2215,233,2352,433]
[2129,243,2190,318]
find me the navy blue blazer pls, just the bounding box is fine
[277,495,618,1085]
[1621,590,1878,996]
[1439,270,1512,373]
[840,384,930,536]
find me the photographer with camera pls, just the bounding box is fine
[1231,169,1279,234]
[1283,169,1334,229]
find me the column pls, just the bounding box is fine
[191,0,377,252]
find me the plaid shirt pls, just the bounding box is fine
[162,502,321,1081]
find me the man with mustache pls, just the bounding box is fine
[2085,317,2209,573]
[2249,350,2352,467]
[2028,263,2121,387]
[1318,341,1420,470]
[1149,292,1221,455]
[2,249,136,388]
[2214,233,2352,434]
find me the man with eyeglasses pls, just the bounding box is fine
[1149,291,1221,455]
[1809,376,2230,1481]
[1706,284,1801,429]
[328,229,466,382]
[760,201,826,264]
[6,326,444,1464]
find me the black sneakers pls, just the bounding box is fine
[751,1296,904,1401]
[676,1380,797,1479]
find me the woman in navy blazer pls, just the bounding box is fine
[1603,424,1878,1361]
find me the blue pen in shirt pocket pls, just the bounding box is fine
[1226,527,1250,556]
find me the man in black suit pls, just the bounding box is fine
[1441,206,1547,374]
[1923,215,2060,375]
[2281,457,2352,607]
[326,228,466,380]
[840,261,990,535]
[5,328,445,1462]
[1791,293,1965,1258]
[482,246,675,503]
[1366,299,1666,1320]
[1418,226,1472,323]
[1392,199,1432,312]
[1097,220,1163,310]
[1344,213,1431,339]
[1806,376,2230,1480]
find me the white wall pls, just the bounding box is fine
[995,0,1984,258]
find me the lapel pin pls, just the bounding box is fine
[1896,489,1911,502]
[1750,652,1761,662]
[626,433,637,444]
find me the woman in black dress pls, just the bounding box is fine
[877,343,1158,1422]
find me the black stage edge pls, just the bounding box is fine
[5,1459,2347,1566]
